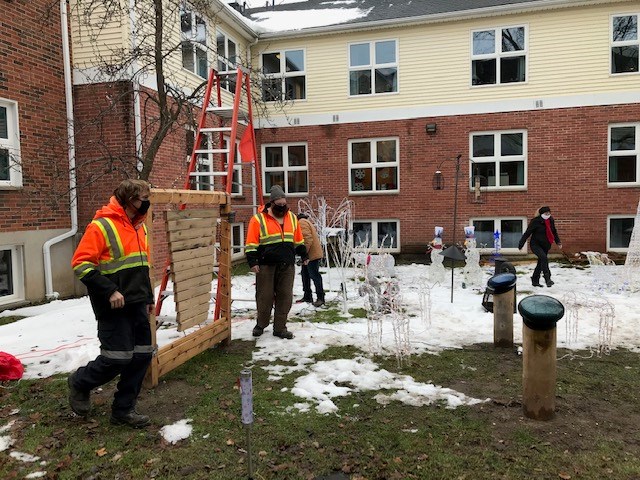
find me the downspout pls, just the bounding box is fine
[130,0,143,173]
[43,0,78,300]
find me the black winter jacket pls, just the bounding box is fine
[518,216,560,250]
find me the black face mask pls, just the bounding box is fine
[272,204,288,216]
[136,200,151,215]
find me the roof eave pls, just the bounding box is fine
[254,0,626,40]
[210,0,259,41]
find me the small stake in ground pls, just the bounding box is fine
[240,368,254,479]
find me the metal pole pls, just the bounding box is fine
[450,154,462,303]
[240,369,254,479]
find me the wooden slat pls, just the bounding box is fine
[169,236,214,252]
[173,273,213,293]
[177,309,210,331]
[166,209,220,221]
[156,320,231,377]
[171,263,214,284]
[174,282,212,303]
[172,255,215,273]
[176,290,213,314]
[168,225,216,244]
[151,188,228,205]
[167,216,218,232]
[171,245,214,263]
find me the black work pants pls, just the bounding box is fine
[531,242,552,282]
[71,302,153,414]
[301,259,324,301]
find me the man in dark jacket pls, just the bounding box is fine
[518,206,562,287]
[245,185,308,339]
[68,179,154,427]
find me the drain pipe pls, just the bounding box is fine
[43,0,78,300]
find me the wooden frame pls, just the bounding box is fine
[144,188,232,387]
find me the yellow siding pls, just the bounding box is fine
[70,0,128,68]
[70,0,252,102]
[253,1,639,117]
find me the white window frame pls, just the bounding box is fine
[469,217,527,254]
[351,219,400,253]
[180,2,208,79]
[216,29,238,92]
[348,39,399,97]
[348,137,400,195]
[260,48,306,102]
[0,100,22,188]
[469,130,527,191]
[607,215,635,252]
[261,142,308,197]
[471,24,528,86]
[611,13,639,75]
[0,245,25,306]
[608,122,640,186]
[231,222,245,260]
[223,136,243,197]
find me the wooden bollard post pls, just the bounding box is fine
[518,295,565,421]
[488,273,517,348]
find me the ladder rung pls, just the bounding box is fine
[200,127,233,133]
[206,106,248,121]
[233,204,261,208]
[194,148,230,154]
[189,171,230,177]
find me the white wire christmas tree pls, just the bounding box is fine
[623,197,640,289]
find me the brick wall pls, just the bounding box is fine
[255,104,640,254]
[0,0,71,231]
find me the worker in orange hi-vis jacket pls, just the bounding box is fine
[68,179,154,428]
[245,184,308,340]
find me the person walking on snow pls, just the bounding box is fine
[68,179,154,428]
[296,212,325,307]
[518,206,562,287]
[245,185,308,339]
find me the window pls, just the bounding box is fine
[262,143,308,195]
[349,138,399,194]
[349,40,398,96]
[471,218,526,252]
[0,101,22,188]
[472,26,526,85]
[608,216,635,251]
[611,14,639,74]
[222,137,242,196]
[231,223,244,259]
[217,31,238,92]
[609,123,639,184]
[0,246,24,305]
[352,220,400,252]
[470,131,526,189]
[261,49,306,101]
[181,3,208,78]
[186,129,213,191]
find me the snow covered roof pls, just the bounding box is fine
[228,0,609,37]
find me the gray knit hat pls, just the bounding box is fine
[270,184,286,202]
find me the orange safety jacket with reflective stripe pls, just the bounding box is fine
[72,196,153,319]
[245,206,307,267]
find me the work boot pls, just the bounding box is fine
[312,299,325,308]
[531,276,543,287]
[295,297,312,304]
[545,279,554,287]
[67,375,90,416]
[110,410,151,428]
[252,325,264,337]
[273,329,294,339]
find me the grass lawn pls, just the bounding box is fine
[2,327,640,480]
